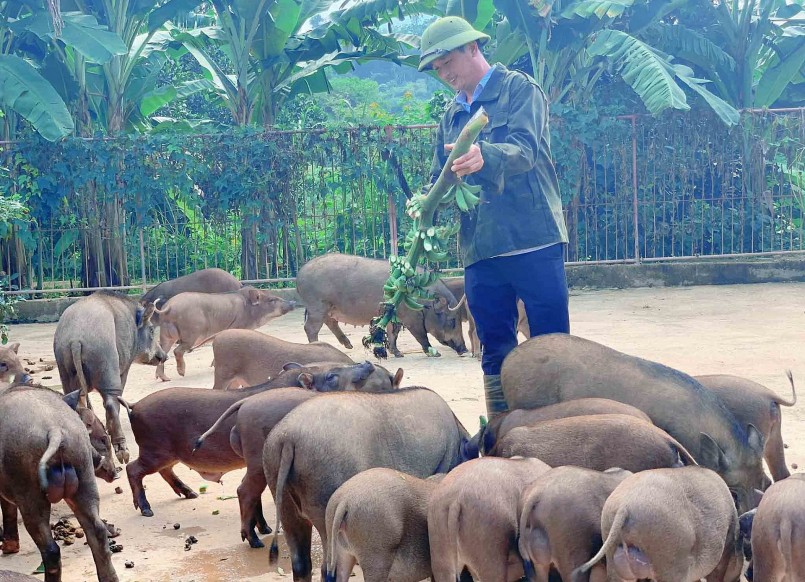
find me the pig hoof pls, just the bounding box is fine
[247,536,265,549]
[114,445,130,465]
[257,524,272,535]
[425,347,441,357]
[184,491,198,500]
[1,540,20,554]
[141,508,154,518]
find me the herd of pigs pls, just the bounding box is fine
[0,253,802,582]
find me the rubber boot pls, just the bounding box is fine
[483,374,509,420]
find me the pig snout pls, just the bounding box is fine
[17,373,33,384]
[354,361,375,382]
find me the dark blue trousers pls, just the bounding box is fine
[465,243,570,376]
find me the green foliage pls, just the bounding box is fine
[0,194,29,342]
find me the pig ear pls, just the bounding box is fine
[392,368,404,389]
[248,288,260,306]
[63,390,81,411]
[283,362,303,371]
[9,342,19,353]
[699,432,729,472]
[298,373,315,390]
[140,302,156,325]
[746,424,765,456]
[135,305,145,327]
[432,294,448,312]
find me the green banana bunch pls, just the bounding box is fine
[453,181,482,213]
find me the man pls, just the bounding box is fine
[419,16,570,418]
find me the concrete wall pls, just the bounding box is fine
[8,254,805,324]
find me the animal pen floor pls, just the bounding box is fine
[3,281,805,581]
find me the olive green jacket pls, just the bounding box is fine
[430,63,568,267]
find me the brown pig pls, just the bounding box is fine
[697,371,796,484]
[0,384,118,582]
[264,387,471,582]
[572,466,743,582]
[428,456,551,582]
[742,473,805,581]
[127,361,385,518]
[324,469,443,582]
[141,268,241,323]
[0,571,40,581]
[154,286,295,381]
[491,414,696,473]
[468,398,652,457]
[195,360,402,547]
[211,329,353,389]
[54,291,166,464]
[519,466,632,582]
[296,254,466,357]
[501,334,767,513]
[0,343,29,385]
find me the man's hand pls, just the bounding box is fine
[446,143,484,178]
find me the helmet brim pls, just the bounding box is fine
[418,31,490,72]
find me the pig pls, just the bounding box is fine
[53,291,166,465]
[469,397,652,457]
[428,456,551,582]
[518,466,632,582]
[0,572,40,581]
[742,473,805,581]
[324,469,444,582]
[127,361,385,518]
[572,466,743,582]
[296,253,466,357]
[0,343,29,385]
[443,278,529,358]
[697,371,796,484]
[211,329,353,389]
[154,286,295,381]
[264,387,471,582]
[196,360,402,548]
[491,414,697,473]
[0,384,118,582]
[501,333,767,513]
[141,267,241,323]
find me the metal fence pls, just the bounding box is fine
[1,108,804,295]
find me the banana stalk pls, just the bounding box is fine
[363,108,489,358]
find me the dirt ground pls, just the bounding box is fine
[2,281,804,581]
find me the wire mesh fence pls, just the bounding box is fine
[1,108,803,295]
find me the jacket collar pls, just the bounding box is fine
[445,63,507,117]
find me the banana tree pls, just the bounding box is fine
[484,0,739,125]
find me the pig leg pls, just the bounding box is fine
[238,468,269,548]
[158,467,198,499]
[156,324,178,382]
[278,496,314,582]
[173,341,192,377]
[360,556,393,582]
[100,389,128,464]
[65,491,118,582]
[323,317,353,350]
[330,550,358,582]
[407,324,438,357]
[303,307,326,343]
[387,322,404,358]
[256,501,271,535]
[17,499,61,582]
[766,405,790,482]
[0,497,19,554]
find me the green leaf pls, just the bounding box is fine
[588,29,689,115]
[560,0,635,20]
[259,0,302,57]
[444,0,495,29]
[148,0,205,33]
[673,66,739,126]
[0,55,74,141]
[755,36,805,107]
[53,230,79,259]
[490,20,527,65]
[139,79,216,117]
[650,22,736,72]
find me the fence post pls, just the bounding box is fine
[631,116,641,263]
[139,228,147,294]
[384,125,398,257]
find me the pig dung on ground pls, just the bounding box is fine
[501,333,766,513]
[264,387,471,582]
[324,468,443,582]
[572,466,743,582]
[742,472,805,581]
[0,384,118,582]
[211,329,352,389]
[491,414,696,473]
[196,360,402,547]
[127,361,386,519]
[296,253,466,357]
[0,343,30,386]
[428,456,551,582]
[53,291,166,465]
[468,397,652,458]
[141,268,241,324]
[697,370,796,485]
[154,286,295,382]
[519,466,632,582]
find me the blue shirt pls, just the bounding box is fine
[455,67,495,113]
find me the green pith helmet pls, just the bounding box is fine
[418,16,490,72]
